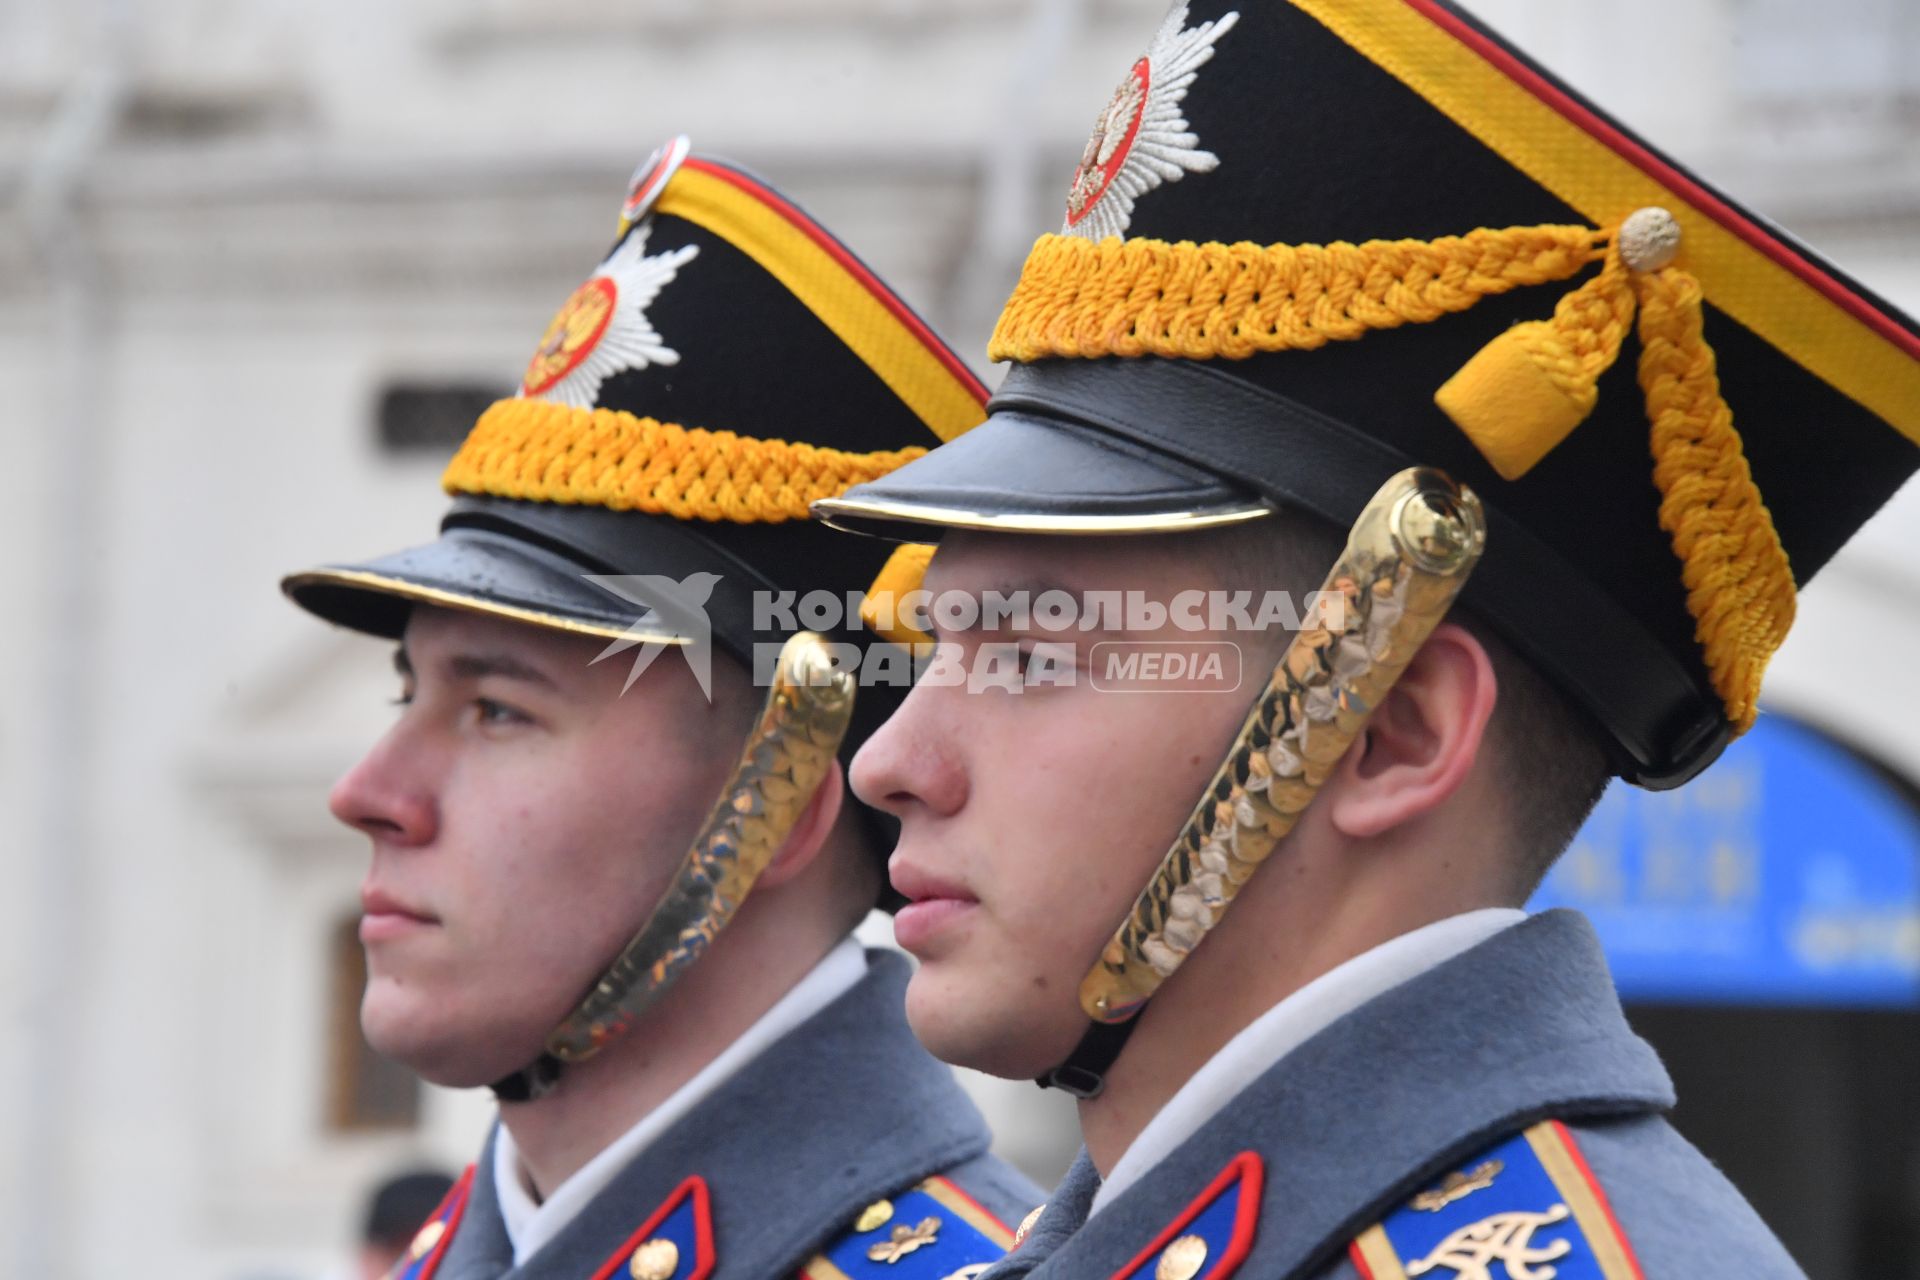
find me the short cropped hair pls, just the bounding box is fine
[362,1169,455,1250]
[1198,512,1611,897]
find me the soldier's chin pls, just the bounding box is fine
[360,986,543,1090]
[902,964,1087,1081]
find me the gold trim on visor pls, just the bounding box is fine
[811,494,1273,537]
[281,568,689,646]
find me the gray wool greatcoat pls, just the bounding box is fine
[400,949,1041,1280]
[986,910,1803,1280]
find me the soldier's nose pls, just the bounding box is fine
[328,739,439,847]
[850,701,968,820]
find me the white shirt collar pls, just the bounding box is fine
[493,936,869,1264]
[1089,908,1526,1217]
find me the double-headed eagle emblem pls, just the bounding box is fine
[1064,3,1240,241]
[520,223,699,408]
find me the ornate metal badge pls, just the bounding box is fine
[1405,1205,1573,1280]
[1411,1161,1505,1213]
[521,222,700,407]
[1064,3,1240,241]
[868,1217,943,1263]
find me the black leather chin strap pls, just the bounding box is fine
[490,1052,565,1104]
[1036,1017,1142,1099]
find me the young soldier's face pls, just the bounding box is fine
[329,606,745,1088]
[852,531,1261,1079]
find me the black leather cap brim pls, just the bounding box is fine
[281,527,687,647]
[812,406,1270,540]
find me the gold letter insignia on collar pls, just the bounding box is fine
[1351,1123,1641,1280]
[799,1177,1017,1279]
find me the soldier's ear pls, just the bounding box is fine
[758,756,848,888]
[1324,623,1497,840]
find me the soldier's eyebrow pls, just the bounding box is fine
[923,572,1082,607]
[919,573,1167,644]
[392,643,560,690]
[444,651,561,690]
[921,575,1071,636]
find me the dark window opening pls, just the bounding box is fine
[375,382,507,455]
[325,914,422,1132]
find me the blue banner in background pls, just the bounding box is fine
[1529,713,1920,1008]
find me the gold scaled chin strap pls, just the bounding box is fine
[1079,468,1485,1025]
[444,396,930,525]
[542,633,854,1068]
[989,213,1793,731]
[1045,468,1486,1096]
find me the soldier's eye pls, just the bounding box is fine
[474,698,530,727]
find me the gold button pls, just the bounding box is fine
[629,1237,680,1280]
[855,1198,895,1233]
[408,1219,446,1260]
[1155,1233,1209,1280]
[1013,1204,1046,1248]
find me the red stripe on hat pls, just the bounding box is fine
[1402,0,1920,362]
[684,158,991,405]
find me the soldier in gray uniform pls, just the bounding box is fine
[813,2,1920,1277]
[283,139,1039,1280]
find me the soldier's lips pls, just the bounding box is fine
[359,886,439,942]
[893,897,977,954]
[889,862,978,953]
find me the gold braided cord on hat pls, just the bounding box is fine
[989,225,1605,361]
[1638,266,1793,730]
[988,221,1793,732]
[443,397,929,524]
[1439,232,1792,732]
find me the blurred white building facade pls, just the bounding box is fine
[0,1,1915,1277]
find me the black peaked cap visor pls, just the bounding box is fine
[818,357,1736,789]
[823,0,1920,792]
[814,400,1269,538]
[281,148,988,917]
[285,492,912,907]
[282,497,779,666]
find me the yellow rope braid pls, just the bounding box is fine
[1434,240,1636,479]
[442,397,928,524]
[988,225,1603,363]
[988,218,1794,733]
[860,542,938,647]
[1437,236,1794,731]
[1636,267,1794,730]
[1504,246,1637,422]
